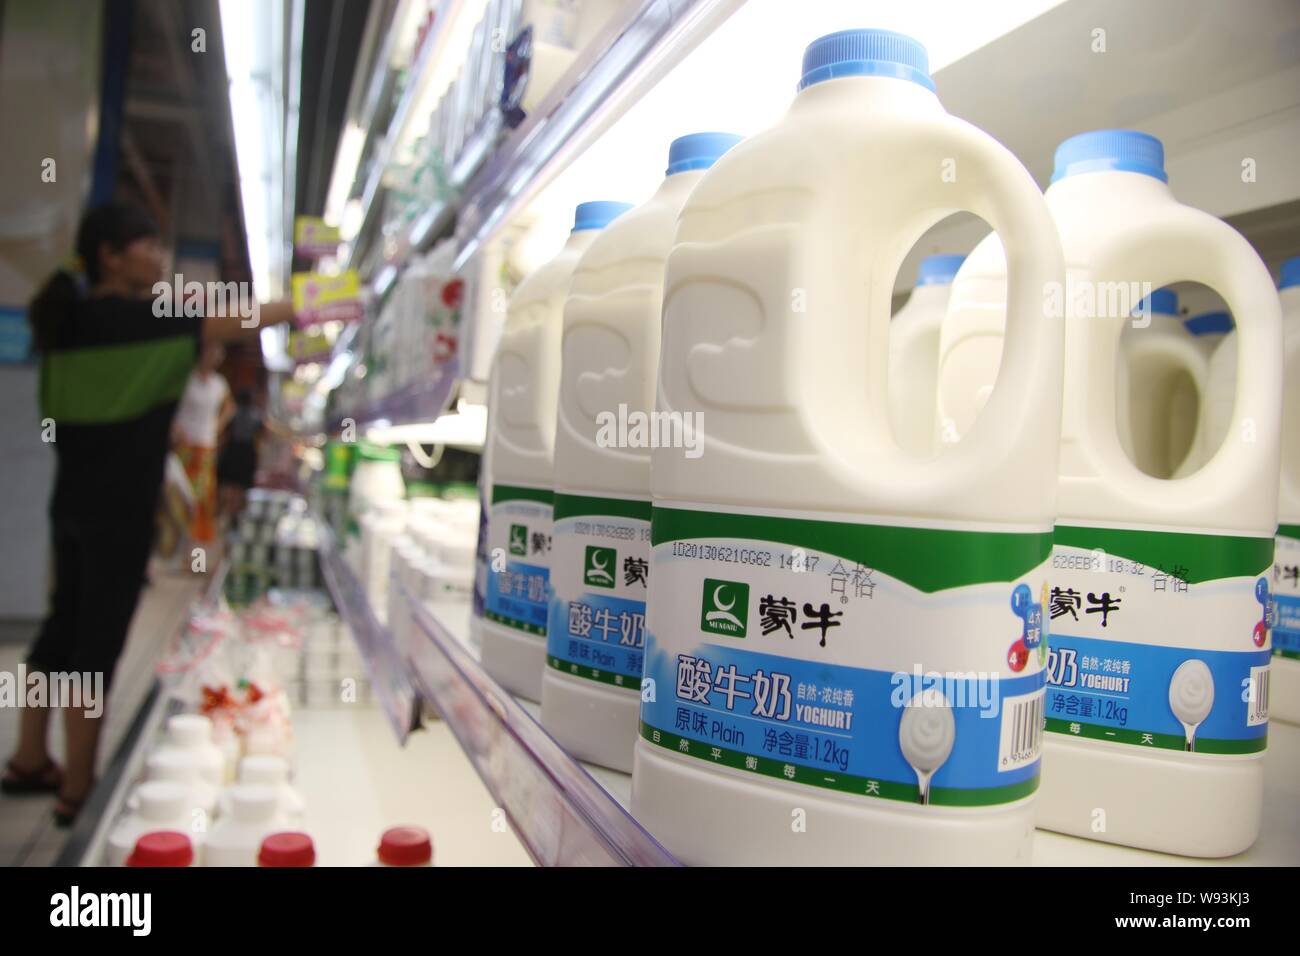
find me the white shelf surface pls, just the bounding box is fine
[410,595,1300,867]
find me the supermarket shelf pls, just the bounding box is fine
[317,521,421,744]
[348,0,469,275]
[451,0,741,271]
[403,588,679,866]
[327,355,460,432]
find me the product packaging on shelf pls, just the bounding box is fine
[374,826,434,866]
[204,784,291,867]
[481,200,632,701]
[108,782,201,867]
[631,28,1065,866]
[938,129,1280,857]
[542,132,742,772]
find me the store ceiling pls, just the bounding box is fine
[293,0,373,220]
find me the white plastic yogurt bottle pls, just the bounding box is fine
[219,755,305,822]
[203,784,287,867]
[939,130,1280,856]
[1202,258,1300,724]
[1184,309,1234,356]
[631,29,1065,866]
[108,781,198,866]
[1118,288,1207,478]
[541,133,742,772]
[153,714,226,787]
[1270,258,1300,725]
[481,201,632,700]
[887,253,965,457]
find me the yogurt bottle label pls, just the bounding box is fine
[1045,525,1272,753]
[546,493,651,688]
[640,503,1052,807]
[485,485,553,638]
[1272,526,1300,662]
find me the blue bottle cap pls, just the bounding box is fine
[1133,288,1179,317]
[666,132,744,176]
[1184,311,1233,336]
[798,29,934,92]
[1051,130,1167,184]
[1280,255,1300,291]
[916,254,965,287]
[573,201,633,232]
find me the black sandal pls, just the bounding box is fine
[53,791,89,828]
[0,758,63,796]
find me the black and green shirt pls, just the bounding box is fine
[40,296,203,518]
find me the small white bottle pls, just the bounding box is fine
[108,781,197,866]
[374,826,433,866]
[219,755,305,822]
[204,784,287,867]
[152,714,226,787]
[140,750,218,820]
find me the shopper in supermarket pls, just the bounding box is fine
[1,200,295,826]
[217,388,266,525]
[172,341,235,552]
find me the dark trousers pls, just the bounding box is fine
[26,514,155,695]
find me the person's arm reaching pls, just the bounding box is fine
[202,300,295,343]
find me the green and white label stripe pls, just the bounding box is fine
[1044,717,1266,754]
[553,492,652,522]
[547,656,641,689]
[1054,525,1272,584]
[491,484,554,506]
[1278,524,1300,543]
[639,722,1039,807]
[484,609,546,637]
[652,506,1051,593]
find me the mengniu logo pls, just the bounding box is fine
[584,546,617,588]
[509,524,527,556]
[701,578,749,637]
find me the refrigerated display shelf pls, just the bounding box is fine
[404,589,678,865]
[317,522,421,744]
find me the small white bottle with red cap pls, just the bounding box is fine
[374,826,434,866]
[257,832,316,867]
[108,781,199,866]
[126,831,196,867]
[203,784,288,866]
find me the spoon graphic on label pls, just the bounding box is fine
[899,688,956,805]
[1169,659,1214,752]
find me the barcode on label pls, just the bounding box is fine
[1247,665,1269,726]
[997,689,1044,772]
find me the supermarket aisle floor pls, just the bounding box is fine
[0,567,203,866]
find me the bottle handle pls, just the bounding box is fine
[922,125,1066,476]
[1078,205,1282,517]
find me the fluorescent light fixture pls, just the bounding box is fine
[374,263,399,297]
[340,198,365,242]
[324,121,366,226]
[219,0,302,302]
[365,401,487,448]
